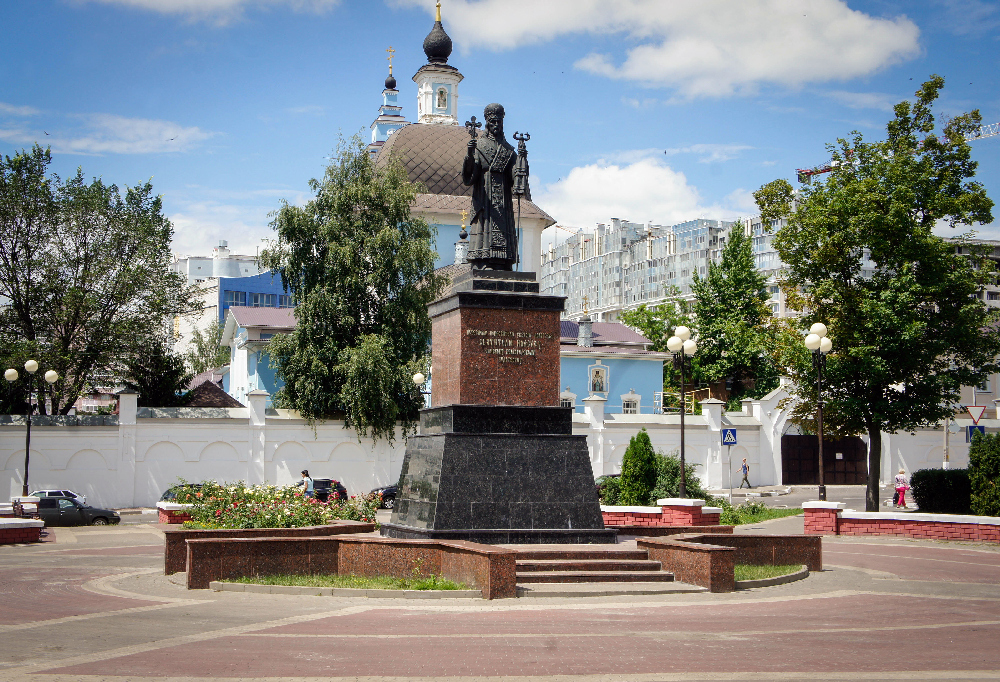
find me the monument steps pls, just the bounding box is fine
[516,570,675,584]
[511,548,648,561]
[516,559,663,573]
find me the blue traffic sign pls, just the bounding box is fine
[967,425,986,442]
[722,428,737,446]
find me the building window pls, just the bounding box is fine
[251,293,277,307]
[279,294,293,308]
[988,291,1000,301]
[436,88,448,110]
[560,398,573,409]
[224,290,246,307]
[622,400,638,414]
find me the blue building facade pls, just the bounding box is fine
[559,353,665,415]
[216,273,293,324]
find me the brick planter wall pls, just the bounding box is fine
[803,503,1000,542]
[184,535,517,599]
[163,520,376,574]
[156,502,194,525]
[0,519,44,544]
[601,498,723,528]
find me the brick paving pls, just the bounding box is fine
[0,522,998,681]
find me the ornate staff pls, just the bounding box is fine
[513,132,530,265]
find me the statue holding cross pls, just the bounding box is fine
[462,103,529,271]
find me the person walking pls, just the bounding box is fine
[894,468,909,508]
[739,458,751,489]
[297,469,314,498]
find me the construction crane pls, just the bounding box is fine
[796,121,999,184]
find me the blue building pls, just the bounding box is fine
[220,306,296,407]
[215,272,293,324]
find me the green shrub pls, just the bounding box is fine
[649,449,711,503]
[596,475,620,505]
[969,431,1000,516]
[909,468,971,514]
[619,429,657,505]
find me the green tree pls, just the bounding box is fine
[259,137,445,441]
[969,432,1000,517]
[185,321,230,375]
[619,428,657,505]
[649,449,711,503]
[691,221,778,405]
[123,335,192,407]
[757,76,998,511]
[0,145,198,414]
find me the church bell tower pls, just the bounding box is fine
[413,2,463,125]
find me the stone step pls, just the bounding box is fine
[516,559,663,573]
[513,549,649,561]
[516,570,675,583]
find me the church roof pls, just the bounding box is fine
[377,123,555,226]
[559,321,651,347]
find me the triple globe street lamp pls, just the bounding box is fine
[666,326,697,499]
[804,323,832,501]
[4,360,59,497]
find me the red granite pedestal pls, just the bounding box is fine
[382,267,616,544]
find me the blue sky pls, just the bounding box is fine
[2,0,998,257]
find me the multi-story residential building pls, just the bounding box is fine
[171,240,262,284]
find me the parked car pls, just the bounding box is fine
[35,497,120,526]
[30,489,87,505]
[370,484,398,509]
[159,483,202,502]
[312,479,347,502]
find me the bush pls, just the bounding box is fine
[969,431,1000,516]
[179,480,380,529]
[909,468,971,514]
[596,475,620,505]
[649,449,712,503]
[619,429,657,505]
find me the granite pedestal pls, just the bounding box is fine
[382,268,615,544]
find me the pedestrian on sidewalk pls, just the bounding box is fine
[297,469,314,498]
[739,458,751,489]
[894,468,909,508]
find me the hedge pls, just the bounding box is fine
[909,468,971,515]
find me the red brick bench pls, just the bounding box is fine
[804,502,1000,542]
[602,498,723,528]
[156,501,193,524]
[0,518,44,544]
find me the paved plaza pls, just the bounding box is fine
[2,515,999,682]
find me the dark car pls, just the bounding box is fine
[312,479,347,502]
[370,484,398,509]
[35,497,121,526]
[159,483,202,502]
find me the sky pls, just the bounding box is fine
[2,0,999,258]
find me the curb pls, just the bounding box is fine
[735,565,808,590]
[209,581,482,599]
[515,583,707,598]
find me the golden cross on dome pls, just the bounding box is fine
[386,46,395,75]
[582,294,589,316]
[460,208,468,227]
[436,2,442,22]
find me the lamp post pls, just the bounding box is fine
[804,323,832,501]
[666,326,697,498]
[412,372,429,407]
[4,360,59,497]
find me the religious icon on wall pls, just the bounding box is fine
[437,88,448,110]
[589,366,607,394]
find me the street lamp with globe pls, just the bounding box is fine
[4,360,59,496]
[666,326,697,498]
[804,323,832,501]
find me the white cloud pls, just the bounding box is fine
[824,90,900,112]
[0,102,40,116]
[83,0,340,23]
[0,114,214,155]
[663,144,753,163]
[534,157,742,228]
[397,0,920,98]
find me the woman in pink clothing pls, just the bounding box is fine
[894,469,909,508]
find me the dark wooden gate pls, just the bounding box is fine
[780,435,867,485]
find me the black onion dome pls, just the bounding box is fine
[422,20,452,64]
[385,73,397,90]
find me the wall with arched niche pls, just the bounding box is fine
[135,441,185,505]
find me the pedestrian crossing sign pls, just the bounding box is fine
[967,425,986,442]
[722,428,737,446]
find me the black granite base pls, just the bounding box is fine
[380,523,618,544]
[383,405,614,545]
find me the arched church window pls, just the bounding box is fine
[436,88,448,110]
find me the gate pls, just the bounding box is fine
[780,435,867,485]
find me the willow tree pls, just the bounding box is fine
[757,76,998,511]
[260,137,445,442]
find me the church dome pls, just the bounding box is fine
[422,20,452,64]
[376,123,472,196]
[384,73,396,90]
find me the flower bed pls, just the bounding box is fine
[171,480,379,530]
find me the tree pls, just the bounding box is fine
[691,221,778,405]
[619,428,657,505]
[259,137,445,442]
[185,321,230,375]
[757,76,998,511]
[0,145,199,414]
[123,335,192,407]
